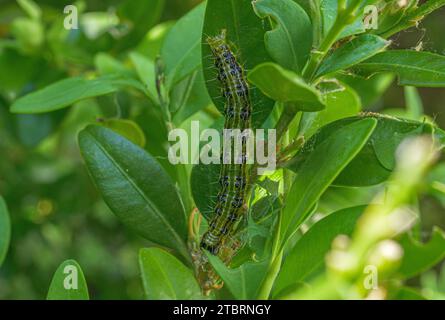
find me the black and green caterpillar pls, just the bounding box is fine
[200,30,252,255]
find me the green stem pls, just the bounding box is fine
[257,250,284,299]
[302,0,362,82]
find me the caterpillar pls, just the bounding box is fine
[200,30,252,256]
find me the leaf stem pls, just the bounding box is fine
[302,0,362,82]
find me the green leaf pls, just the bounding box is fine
[10,75,146,114]
[0,197,11,267]
[404,86,423,120]
[274,206,366,296]
[78,125,189,259]
[139,248,204,300]
[301,81,362,137]
[389,287,427,300]
[171,70,212,126]
[99,118,146,147]
[248,62,325,111]
[320,0,370,39]
[47,259,89,300]
[288,114,445,187]
[253,0,312,73]
[316,34,390,78]
[115,0,165,52]
[191,163,221,221]
[207,254,269,299]
[95,52,131,76]
[162,2,206,87]
[398,228,445,279]
[129,51,158,103]
[336,72,395,108]
[280,119,377,248]
[356,50,445,87]
[202,0,275,128]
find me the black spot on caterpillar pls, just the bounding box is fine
[200,30,252,256]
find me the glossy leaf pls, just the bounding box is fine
[253,0,312,72]
[162,2,206,87]
[302,81,362,137]
[170,70,212,125]
[207,254,269,299]
[0,197,11,267]
[398,228,445,279]
[316,34,390,77]
[274,206,366,296]
[356,50,445,87]
[78,125,188,259]
[280,119,377,248]
[129,51,158,102]
[202,0,275,128]
[248,62,325,111]
[100,119,146,147]
[10,75,146,114]
[336,72,395,108]
[139,248,204,300]
[47,259,89,300]
[288,114,445,187]
[191,163,220,221]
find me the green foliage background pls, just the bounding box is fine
[0,0,445,299]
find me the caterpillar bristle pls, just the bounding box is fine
[200,30,252,257]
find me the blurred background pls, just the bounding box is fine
[0,0,444,299]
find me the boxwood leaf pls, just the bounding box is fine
[398,227,445,279]
[139,248,205,300]
[0,196,11,267]
[207,254,269,299]
[279,119,377,248]
[47,259,89,300]
[301,81,362,138]
[252,0,312,73]
[191,163,220,221]
[161,2,206,87]
[202,0,275,128]
[288,114,445,186]
[10,74,146,114]
[78,125,189,259]
[356,50,445,87]
[99,118,146,147]
[316,34,390,78]
[248,62,325,111]
[274,205,366,296]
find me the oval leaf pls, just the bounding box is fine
[139,248,204,300]
[252,0,312,73]
[316,34,390,78]
[10,75,146,114]
[356,50,445,87]
[161,2,206,87]
[274,206,366,296]
[78,125,188,259]
[0,197,11,267]
[288,114,445,186]
[248,62,325,111]
[207,254,269,300]
[47,259,89,300]
[280,118,377,247]
[100,118,146,147]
